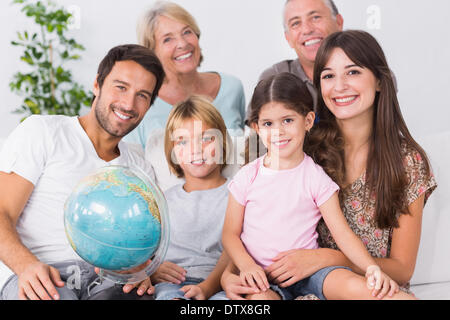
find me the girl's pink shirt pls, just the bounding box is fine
[228,154,339,268]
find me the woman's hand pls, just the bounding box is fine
[266,249,329,287]
[221,270,260,300]
[239,262,270,292]
[365,265,399,299]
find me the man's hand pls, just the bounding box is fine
[17,261,65,300]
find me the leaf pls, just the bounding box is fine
[11,0,89,118]
[24,99,38,108]
[20,56,34,65]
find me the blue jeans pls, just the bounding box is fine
[273,266,351,300]
[154,277,229,300]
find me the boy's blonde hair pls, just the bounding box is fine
[164,95,230,178]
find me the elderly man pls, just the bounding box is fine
[244,0,344,162]
[256,0,344,112]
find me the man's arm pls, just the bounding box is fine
[0,172,36,273]
[0,172,64,300]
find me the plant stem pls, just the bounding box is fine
[49,40,55,100]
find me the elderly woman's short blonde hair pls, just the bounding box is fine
[137,1,203,65]
[164,95,231,178]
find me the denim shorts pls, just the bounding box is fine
[154,277,229,300]
[273,266,351,300]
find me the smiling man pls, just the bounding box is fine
[0,44,164,300]
[252,0,343,113]
[245,0,343,161]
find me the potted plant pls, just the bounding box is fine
[9,0,91,121]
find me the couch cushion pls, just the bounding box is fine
[411,281,450,300]
[411,131,450,285]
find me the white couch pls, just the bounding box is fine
[409,131,450,299]
[0,133,449,299]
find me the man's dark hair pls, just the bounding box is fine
[94,44,165,105]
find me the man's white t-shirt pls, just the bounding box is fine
[0,115,156,267]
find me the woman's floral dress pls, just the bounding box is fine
[296,145,437,300]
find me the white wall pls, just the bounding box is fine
[1,0,449,140]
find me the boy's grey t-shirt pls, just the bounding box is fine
[163,179,230,280]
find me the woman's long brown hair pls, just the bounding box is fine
[306,30,431,229]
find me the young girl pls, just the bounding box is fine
[150,95,231,300]
[222,72,411,300]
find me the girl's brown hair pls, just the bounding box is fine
[307,30,431,228]
[245,72,314,163]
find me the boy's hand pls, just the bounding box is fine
[180,284,206,300]
[365,265,400,299]
[240,263,270,292]
[122,277,154,296]
[94,260,154,296]
[151,261,187,284]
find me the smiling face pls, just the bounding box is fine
[93,60,157,138]
[171,118,223,180]
[252,102,315,166]
[153,15,201,76]
[284,0,343,69]
[319,48,380,123]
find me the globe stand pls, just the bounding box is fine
[87,273,104,297]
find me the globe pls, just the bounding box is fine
[64,165,169,284]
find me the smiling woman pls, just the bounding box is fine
[319,48,379,123]
[124,1,246,191]
[305,30,437,297]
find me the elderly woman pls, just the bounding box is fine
[125,1,245,190]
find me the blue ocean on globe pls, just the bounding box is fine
[64,166,162,271]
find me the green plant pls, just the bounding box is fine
[10,0,91,120]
